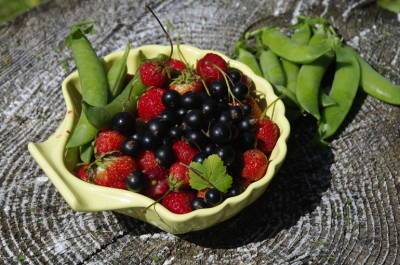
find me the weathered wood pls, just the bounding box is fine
[0,0,400,264]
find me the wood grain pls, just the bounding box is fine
[0,0,400,264]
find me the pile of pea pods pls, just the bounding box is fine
[65,23,146,162]
[233,17,400,142]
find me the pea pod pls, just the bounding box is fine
[357,55,400,105]
[281,59,300,95]
[80,142,94,163]
[85,74,147,129]
[275,85,298,106]
[321,93,337,107]
[237,48,262,76]
[319,46,360,140]
[107,43,131,98]
[66,27,109,107]
[296,28,335,120]
[66,104,98,148]
[259,50,286,87]
[261,27,332,64]
[291,23,312,45]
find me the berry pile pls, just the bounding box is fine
[74,52,280,214]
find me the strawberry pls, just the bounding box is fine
[196,53,228,83]
[172,140,199,165]
[137,150,161,173]
[256,118,279,154]
[139,61,167,87]
[161,191,195,214]
[167,59,186,73]
[170,70,203,95]
[95,130,126,155]
[168,162,190,188]
[137,88,166,121]
[144,178,169,200]
[94,156,136,189]
[75,164,91,181]
[241,149,268,183]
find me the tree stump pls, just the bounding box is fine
[0,0,399,264]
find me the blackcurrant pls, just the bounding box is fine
[232,82,249,100]
[162,90,181,109]
[181,92,201,109]
[191,198,207,210]
[239,131,256,150]
[184,110,204,128]
[126,171,147,192]
[210,122,232,144]
[242,103,252,116]
[238,118,256,131]
[177,108,187,119]
[227,68,242,84]
[169,125,183,139]
[111,112,135,135]
[218,111,232,124]
[140,132,161,150]
[229,106,243,121]
[216,145,236,166]
[155,145,175,167]
[185,129,206,147]
[205,188,223,206]
[121,139,141,156]
[192,151,208,163]
[226,186,243,198]
[209,80,227,99]
[201,98,218,118]
[204,144,216,155]
[148,118,169,137]
[160,110,179,125]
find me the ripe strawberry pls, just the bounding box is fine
[139,61,167,87]
[137,88,166,121]
[256,118,279,153]
[170,70,203,95]
[196,53,228,83]
[162,191,195,214]
[168,162,190,188]
[167,59,186,73]
[75,164,91,181]
[172,140,199,165]
[241,149,268,183]
[137,150,161,173]
[144,178,169,200]
[95,130,126,155]
[94,156,136,189]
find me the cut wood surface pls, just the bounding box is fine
[1,0,400,264]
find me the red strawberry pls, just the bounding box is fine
[94,156,136,189]
[144,178,169,200]
[162,191,195,214]
[256,118,279,154]
[95,130,126,155]
[170,79,202,95]
[241,149,268,183]
[167,59,186,73]
[137,150,161,173]
[139,61,167,87]
[168,162,190,188]
[172,140,199,165]
[75,164,91,181]
[137,88,166,121]
[196,53,228,83]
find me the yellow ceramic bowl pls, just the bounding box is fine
[28,45,290,234]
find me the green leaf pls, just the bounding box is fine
[378,0,400,13]
[188,155,233,193]
[188,162,210,191]
[107,43,131,98]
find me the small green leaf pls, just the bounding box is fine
[188,162,210,191]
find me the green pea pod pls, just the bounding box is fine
[275,85,298,105]
[259,50,286,86]
[357,55,400,105]
[378,0,400,13]
[85,75,147,129]
[80,142,94,163]
[296,28,335,120]
[66,27,109,107]
[261,27,332,64]
[281,59,300,94]
[237,48,262,76]
[292,23,312,45]
[107,43,131,98]
[319,46,360,140]
[321,93,337,107]
[66,104,98,148]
